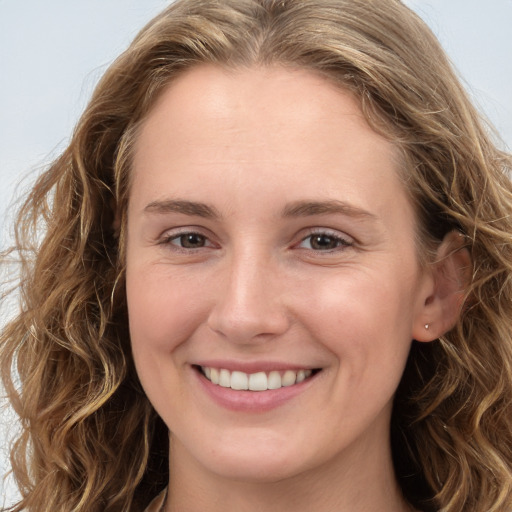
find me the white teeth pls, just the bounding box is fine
[219,369,231,388]
[200,366,314,391]
[282,370,297,387]
[231,371,249,390]
[267,371,282,389]
[249,372,267,391]
[210,368,219,385]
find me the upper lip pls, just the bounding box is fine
[193,360,320,373]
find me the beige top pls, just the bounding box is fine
[144,488,167,512]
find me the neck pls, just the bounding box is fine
[164,434,414,512]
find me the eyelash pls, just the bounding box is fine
[157,228,353,253]
[159,230,214,251]
[296,230,353,252]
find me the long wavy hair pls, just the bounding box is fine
[2,0,512,510]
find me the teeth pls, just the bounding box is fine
[282,370,297,387]
[219,369,231,388]
[200,366,313,391]
[231,371,249,390]
[249,372,267,391]
[210,368,219,385]
[267,371,282,389]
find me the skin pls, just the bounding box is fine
[125,65,438,512]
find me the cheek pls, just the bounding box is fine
[125,266,210,414]
[298,266,419,375]
[126,265,208,356]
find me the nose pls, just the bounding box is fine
[207,250,291,344]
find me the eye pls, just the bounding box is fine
[298,231,352,251]
[176,233,207,248]
[161,231,213,250]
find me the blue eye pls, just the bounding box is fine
[299,232,352,251]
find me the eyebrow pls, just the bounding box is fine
[144,199,221,219]
[143,198,376,221]
[282,200,376,220]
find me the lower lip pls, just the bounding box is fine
[194,368,319,413]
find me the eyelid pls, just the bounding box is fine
[157,226,217,249]
[295,228,354,251]
[154,226,354,252]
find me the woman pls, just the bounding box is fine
[1,0,511,511]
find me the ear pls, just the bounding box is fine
[413,231,471,342]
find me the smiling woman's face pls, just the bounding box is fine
[125,65,434,485]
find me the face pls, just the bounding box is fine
[126,65,433,484]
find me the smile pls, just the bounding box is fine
[200,366,315,391]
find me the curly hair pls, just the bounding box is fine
[1,0,512,510]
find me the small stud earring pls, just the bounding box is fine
[425,324,430,330]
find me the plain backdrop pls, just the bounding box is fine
[1,0,511,505]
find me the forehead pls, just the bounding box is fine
[130,65,410,226]
[137,65,381,139]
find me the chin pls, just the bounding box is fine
[209,455,306,484]
[175,430,315,483]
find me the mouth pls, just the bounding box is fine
[196,365,320,391]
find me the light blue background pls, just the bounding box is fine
[1,0,511,505]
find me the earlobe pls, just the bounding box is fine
[413,231,471,342]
